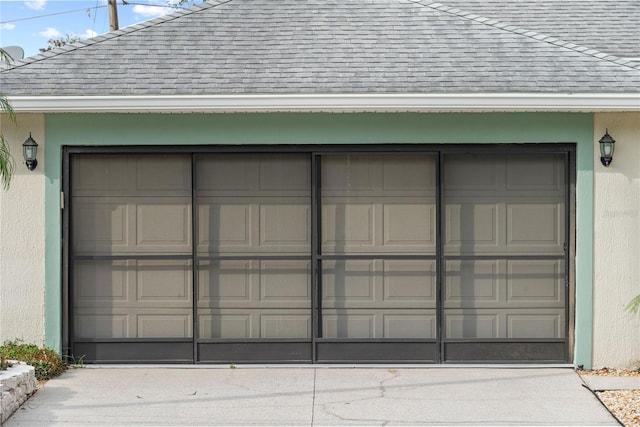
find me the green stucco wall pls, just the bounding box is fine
[45,112,594,367]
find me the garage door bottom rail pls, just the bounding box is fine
[70,339,567,364]
[443,340,568,363]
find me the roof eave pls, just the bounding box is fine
[7,93,640,113]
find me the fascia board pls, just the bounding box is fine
[7,93,640,113]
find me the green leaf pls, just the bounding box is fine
[0,48,17,190]
[0,48,13,65]
[627,294,640,314]
[0,134,14,190]
[0,94,16,123]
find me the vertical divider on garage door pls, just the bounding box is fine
[191,153,199,362]
[437,151,445,363]
[311,153,321,363]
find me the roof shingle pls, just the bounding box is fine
[1,0,638,96]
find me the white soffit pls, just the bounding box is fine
[7,93,640,113]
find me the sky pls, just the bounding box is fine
[1,0,198,59]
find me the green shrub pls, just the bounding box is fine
[0,340,66,380]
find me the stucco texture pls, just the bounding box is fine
[0,113,45,346]
[593,112,640,369]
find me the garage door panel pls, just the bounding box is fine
[445,309,565,339]
[445,259,564,308]
[260,260,311,303]
[445,260,500,307]
[323,200,436,253]
[198,198,310,254]
[507,260,565,305]
[260,314,311,339]
[323,309,436,339]
[445,312,499,339]
[506,154,565,192]
[72,155,191,196]
[74,197,192,254]
[445,201,565,255]
[322,203,376,252]
[198,260,252,304]
[445,203,499,253]
[322,260,376,306]
[197,154,256,193]
[71,155,130,194]
[260,203,310,250]
[322,154,436,255]
[134,309,192,338]
[445,154,565,195]
[75,308,192,339]
[444,155,499,193]
[258,155,310,192]
[382,156,435,192]
[73,201,129,253]
[383,203,435,250]
[197,154,310,197]
[322,155,379,193]
[199,312,251,338]
[323,259,435,309]
[384,313,436,339]
[136,260,192,304]
[74,312,129,339]
[383,260,436,304]
[75,260,192,308]
[323,155,436,196]
[444,153,566,255]
[199,260,310,308]
[135,156,191,193]
[198,309,311,339]
[137,314,192,338]
[198,202,252,251]
[74,260,129,303]
[323,312,375,338]
[507,312,564,339]
[506,203,564,252]
[136,201,191,251]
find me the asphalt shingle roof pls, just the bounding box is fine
[436,0,640,59]
[1,0,639,96]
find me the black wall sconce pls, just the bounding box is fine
[599,129,615,167]
[22,133,38,171]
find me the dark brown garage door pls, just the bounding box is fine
[66,146,571,363]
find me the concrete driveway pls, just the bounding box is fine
[5,367,618,426]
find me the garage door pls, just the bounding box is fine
[67,147,571,363]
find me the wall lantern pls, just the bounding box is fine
[599,129,615,167]
[22,133,38,171]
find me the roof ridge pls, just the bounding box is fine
[407,0,640,71]
[1,0,232,71]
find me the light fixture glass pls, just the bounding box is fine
[599,129,615,167]
[22,133,38,171]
